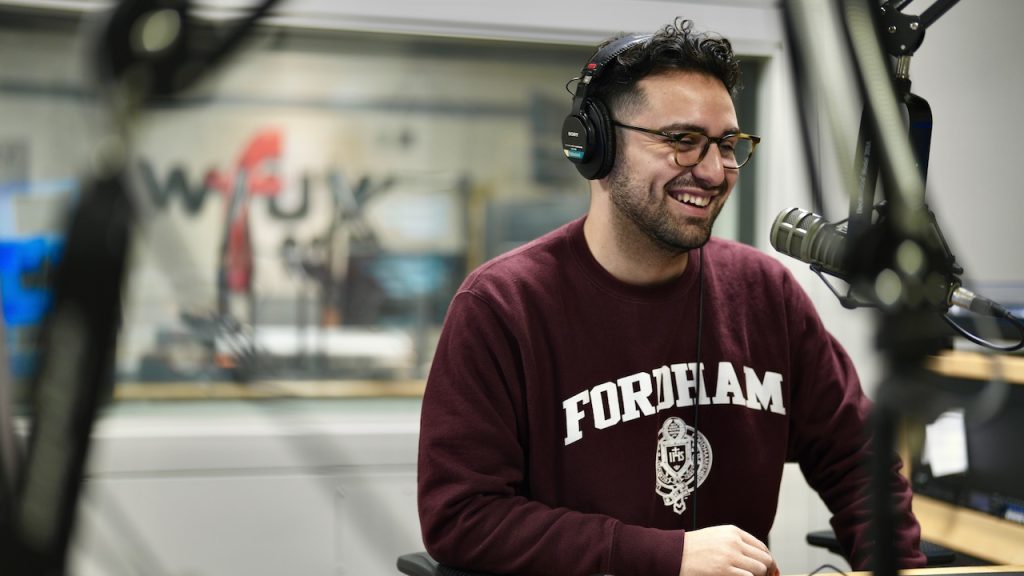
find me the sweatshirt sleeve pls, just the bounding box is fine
[417,290,684,576]
[782,274,926,570]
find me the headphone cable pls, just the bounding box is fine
[692,246,705,531]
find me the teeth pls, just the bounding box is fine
[679,193,710,207]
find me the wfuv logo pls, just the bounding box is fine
[138,129,392,222]
[137,129,308,218]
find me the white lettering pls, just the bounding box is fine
[654,365,675,410]
[668,362,709,407]
[618,371,655,422]
[562,390,590,445]
[743,367,787,415]
[590,382,621,430]
[562,361,786,444]
[713,361,747,406]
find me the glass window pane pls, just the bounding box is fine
[1,14,760,402]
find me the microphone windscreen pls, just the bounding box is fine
[770,207,848,278]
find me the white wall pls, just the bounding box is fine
[73,401,424,576]
[910,0,1024,286]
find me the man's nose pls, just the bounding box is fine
[690,143,726,187]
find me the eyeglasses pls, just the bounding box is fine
[613,122,761,169]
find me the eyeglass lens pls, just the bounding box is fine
[673,135,754,169]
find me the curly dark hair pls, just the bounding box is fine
[589,18,741,119]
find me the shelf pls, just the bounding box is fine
[113,379,427,401]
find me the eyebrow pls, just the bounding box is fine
[660,122,742,135]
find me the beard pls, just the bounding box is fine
[604,159,727,255]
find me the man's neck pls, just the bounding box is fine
[582,211,690,286]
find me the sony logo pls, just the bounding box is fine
[567,131,579,137]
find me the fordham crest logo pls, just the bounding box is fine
[655,417,712,514]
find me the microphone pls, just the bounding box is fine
[770,207,849,279]
[770,207,1009,318]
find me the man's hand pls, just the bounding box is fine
[679,525,780,576]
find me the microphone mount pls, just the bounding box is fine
[879,1,926,58]
[881,0,962,59]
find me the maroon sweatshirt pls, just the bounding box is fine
[418,217,925,576]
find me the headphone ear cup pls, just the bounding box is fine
[580,98,616,180]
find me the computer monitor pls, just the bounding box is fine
[910,373,1024,528]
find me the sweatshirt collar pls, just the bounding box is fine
[567,216,702,303]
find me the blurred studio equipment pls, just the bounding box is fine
[780,1,1022,574]
[0,1,280,573]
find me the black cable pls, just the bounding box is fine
[173,0,283,94]
[200,0,281,69]
[692,246,705,531]
[920,0,961,30]
[807,562,849,576]
[943,312,1024,352]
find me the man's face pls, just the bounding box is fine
[604,69,740,254]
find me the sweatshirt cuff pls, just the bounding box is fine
[610,523,684,576]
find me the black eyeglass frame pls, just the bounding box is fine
[613,121,762,169]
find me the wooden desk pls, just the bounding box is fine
[796,566,1024,576]
[925,351,1024,385]
[914,494,1024,565]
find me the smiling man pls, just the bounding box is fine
[417,18,925,576]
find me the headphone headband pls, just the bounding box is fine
[562,32,652,180]
[569,33,652,117]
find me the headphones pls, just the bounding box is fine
[562,33,652,180]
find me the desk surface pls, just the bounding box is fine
[108,351,1020,402]
[926,351,1024,385]
[914,495,1024,565]
[113,378,427,400]
[798,566,1024,576]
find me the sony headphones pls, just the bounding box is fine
[562,33,652,180]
